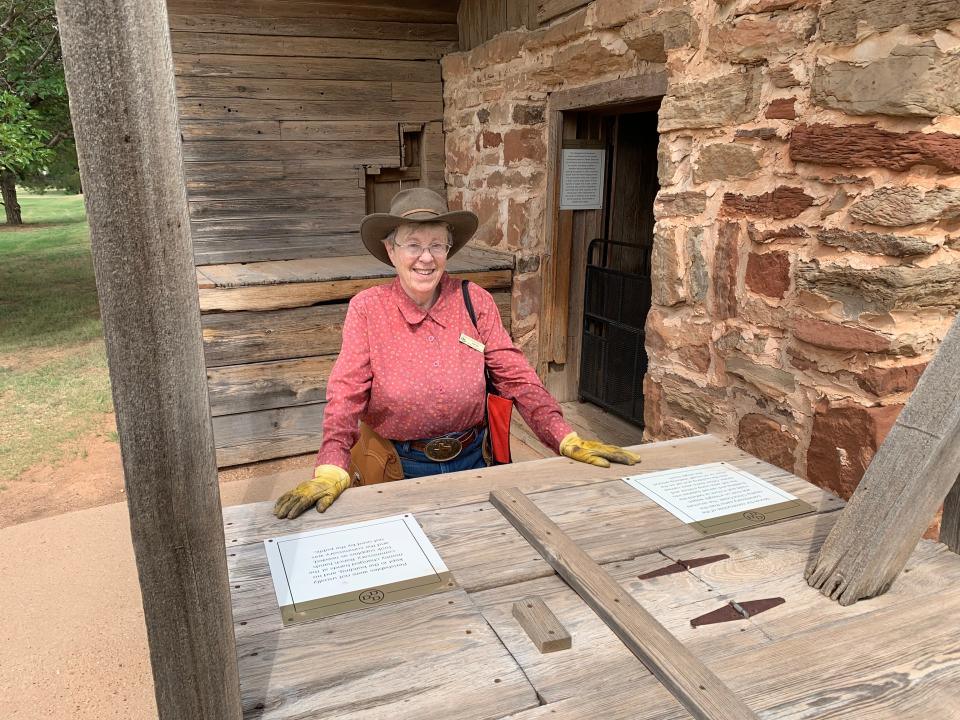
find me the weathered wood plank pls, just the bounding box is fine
[179,119,280,141]
[178,97,443,122]
[198,269,513,312]
[170,32,458,60]
[167,13,458,41]
[230,589,538,719]
[186,178,364,201]
[181,140,399,162]
[512,596,572,653]
[188,196,367,221]
[213,402,326,466]
[182,159,285,181]
[471,550,772,708]
[190,216,360,239]
[56,0,242,717]
[281,159,378,179]
[489,487,761,720]
[504,589,960,719]
[550,71,668,112]
[195,246,513,287]
[202,304,346,368]
[279,120,399,141]
[173,53,442,83]
[807,312,960,605]
[391,81,443,102]
[207,356,335,416]
[175,76,393,102]
[165,0,460,24]
[224,466,836,625]
[202,291,513,367]
[221,438,826,545]
[193,234,364,265]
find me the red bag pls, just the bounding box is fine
[462,281,513,464]
[485,392,513,464]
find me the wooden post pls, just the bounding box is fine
[940,475,960,553]
[806,312,960,605]
[491,487,760,720]
[54,1,242,718]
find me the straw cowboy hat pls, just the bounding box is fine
[361,187,479,266]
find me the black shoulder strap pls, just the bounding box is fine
[461,280,495,394]
[461,279,478,330]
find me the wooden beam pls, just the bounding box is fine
[54,1,242,718]
[807,312,960,604]
[512,596,572,653]
[940,474,960,553]
[489,487,760,720]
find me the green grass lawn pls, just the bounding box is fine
[0,193,114,481]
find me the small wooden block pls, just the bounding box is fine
[511,596,572,653]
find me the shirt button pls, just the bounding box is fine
[433,361,439,367]
[428,336,435,342]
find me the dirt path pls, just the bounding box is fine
[0,411,314,529]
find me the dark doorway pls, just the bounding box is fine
[569,107,659,427]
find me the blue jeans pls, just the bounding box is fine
[394,431,487,479]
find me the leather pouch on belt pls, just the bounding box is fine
[348,422,404,486]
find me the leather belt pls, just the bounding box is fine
[409,426,482,462]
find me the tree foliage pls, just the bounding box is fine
[0,0,77,222]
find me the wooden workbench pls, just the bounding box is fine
[222,434,960,719]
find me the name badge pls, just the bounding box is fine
[459,333,485,353]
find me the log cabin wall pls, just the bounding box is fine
[167,0,458,265]
[163,1,517,467]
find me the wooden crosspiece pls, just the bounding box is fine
[806,311,960,605]
[491,487,760,720]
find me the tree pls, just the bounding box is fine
[0,0,76,225]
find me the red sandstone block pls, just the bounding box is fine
[857,362,928,396]
[806,402,903,499]
[503,128,546,165]
[737,413,798,473]
[792,317,890,353]
[721,186,814,219]
[745,250,791,299]
[765,97,796,119]
[790,123,960,173]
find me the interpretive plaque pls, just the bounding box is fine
[623,462,814,535]
[560,148,605,210]
[264,513,455,625]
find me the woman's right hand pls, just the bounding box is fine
[273,464,351,519]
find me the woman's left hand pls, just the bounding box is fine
[559,432,642,468]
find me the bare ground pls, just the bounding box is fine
[0,411,315,529]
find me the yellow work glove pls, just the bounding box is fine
[273,464,351,519]
[559,432,642,468]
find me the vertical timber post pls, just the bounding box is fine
[55,1,242,718]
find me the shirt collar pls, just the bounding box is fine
[392,273,458,328]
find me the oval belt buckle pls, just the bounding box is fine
[425,437,462,462]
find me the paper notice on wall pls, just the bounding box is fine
[560,148,605,209]
[623,462,814,534]
[264,513,455,625]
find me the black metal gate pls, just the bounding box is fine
[578,240,651,427]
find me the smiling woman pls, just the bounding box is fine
[273,188,642,519]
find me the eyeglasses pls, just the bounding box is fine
[392,241,452,259]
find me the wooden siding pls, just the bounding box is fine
[167,0,457,265]
[457,0,592,50]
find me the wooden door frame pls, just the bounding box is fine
[539,70,667,401]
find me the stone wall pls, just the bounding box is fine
[441,0,960,501]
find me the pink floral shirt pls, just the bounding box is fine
[316,272,573,469]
